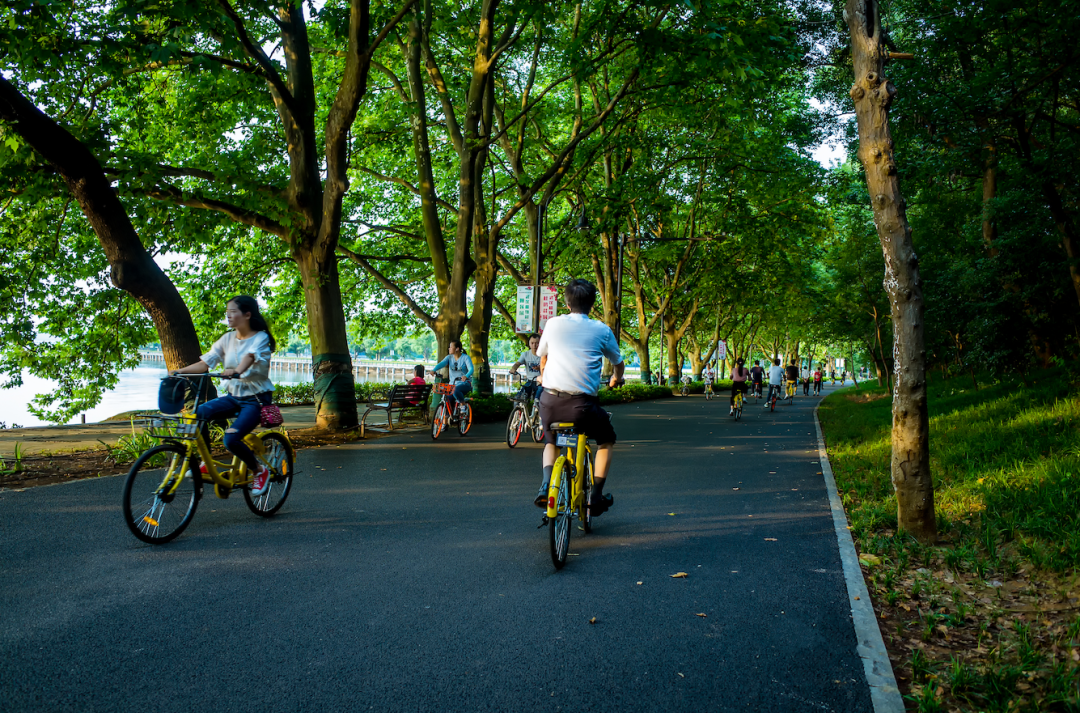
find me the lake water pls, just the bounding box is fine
[0,360,512,428]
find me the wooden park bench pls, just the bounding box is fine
[360,383,433,436]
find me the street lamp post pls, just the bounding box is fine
[532,197,549,335]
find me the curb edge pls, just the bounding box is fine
[814,402,906,713]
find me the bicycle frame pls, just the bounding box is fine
[155,374,288,496]
[546,426,591,520]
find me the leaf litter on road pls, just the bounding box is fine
[670,572,688,578]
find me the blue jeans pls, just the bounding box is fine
[520,380,543,401]
[195,392,272,471]
[447,380,472,410]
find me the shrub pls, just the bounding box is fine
[469,393,514,421]
[598,383,673,404]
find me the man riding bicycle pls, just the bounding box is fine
[785,361,799,398]
[509,333,542,401]
[749,359,764,397]
[533,279,624,517]
[765,358,784,406]
[703,363,715,396]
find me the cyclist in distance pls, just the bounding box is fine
[171,295,276,496]
[533,279,624,516]
[432,340,474,418]
[509,333,542,401]
[729,357,749,414]
[703,362,716,395]
[785,361,799,396]
[749,359,764,397]
[765,358,784,406]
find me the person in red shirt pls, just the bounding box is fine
[407,365,426,405]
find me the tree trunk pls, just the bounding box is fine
[296,249,357,430]
[846,0,935,543]
[0,76,202,371]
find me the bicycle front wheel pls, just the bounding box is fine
[506,407,524,448]
[458,403,473,436]
[549,462,572,569]
[122,443,200,545]
[243,432,294,517]
[530,403,545,443]
[431,403,447,440]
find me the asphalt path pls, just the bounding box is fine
[0,383,871,712]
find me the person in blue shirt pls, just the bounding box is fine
[432,340,474,417]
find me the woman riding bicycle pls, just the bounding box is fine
[432,340,474,417]
[730,357,749,414]
[171,295,276,496]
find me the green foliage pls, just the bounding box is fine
[597,383,673,405]
[820,366,1080,570]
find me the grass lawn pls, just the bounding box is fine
[818,366,1080,712]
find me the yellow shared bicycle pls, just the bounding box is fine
[121,373,295,545]
[543,422,597,569]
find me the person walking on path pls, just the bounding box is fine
[171,295,276,496]
[533,279,625,516]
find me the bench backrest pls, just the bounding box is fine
[386,383,433,406]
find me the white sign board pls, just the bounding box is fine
[515,286,534,333]
[717,340,727,361]
[516,285,559,333]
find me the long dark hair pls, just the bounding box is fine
[228,295,276,352]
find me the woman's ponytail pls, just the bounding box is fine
[228,295,277,352]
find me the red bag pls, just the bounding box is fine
[260,403,284,428]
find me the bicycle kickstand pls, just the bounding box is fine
[537,516,549,529]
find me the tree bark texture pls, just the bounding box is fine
[0,76,203,371]
[846,0,936,543]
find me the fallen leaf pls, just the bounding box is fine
[668,513,676,516]
[695,613,707,618]
[636,581,643,585]
[764,537,778,541]
[677,673,685,678]
[859,554,882,566]
[671,572,689,578]
[732,487,740,491]
[589,617,597,624]
[854,596,860,600]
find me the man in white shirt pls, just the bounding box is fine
[765,358,785,406]
[534,279,625,516]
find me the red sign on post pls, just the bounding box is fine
[538,285,558,332]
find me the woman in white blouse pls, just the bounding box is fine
[172,295,277,495]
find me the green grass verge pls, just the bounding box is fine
[818,366,1080,712]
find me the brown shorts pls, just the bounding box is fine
[539,391,617,446]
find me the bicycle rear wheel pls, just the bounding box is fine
[506,407,524,448]
[431,403,447,440]
[549,462,571,569]
[581,451,594,534]
[122,443,200,544]
[458,403,473,436]
[243,432,294,517]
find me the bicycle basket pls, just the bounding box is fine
[158,377,189,415]
[141,414,200,440]
[433,382,454,395]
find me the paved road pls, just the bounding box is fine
[0,385,871,712]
